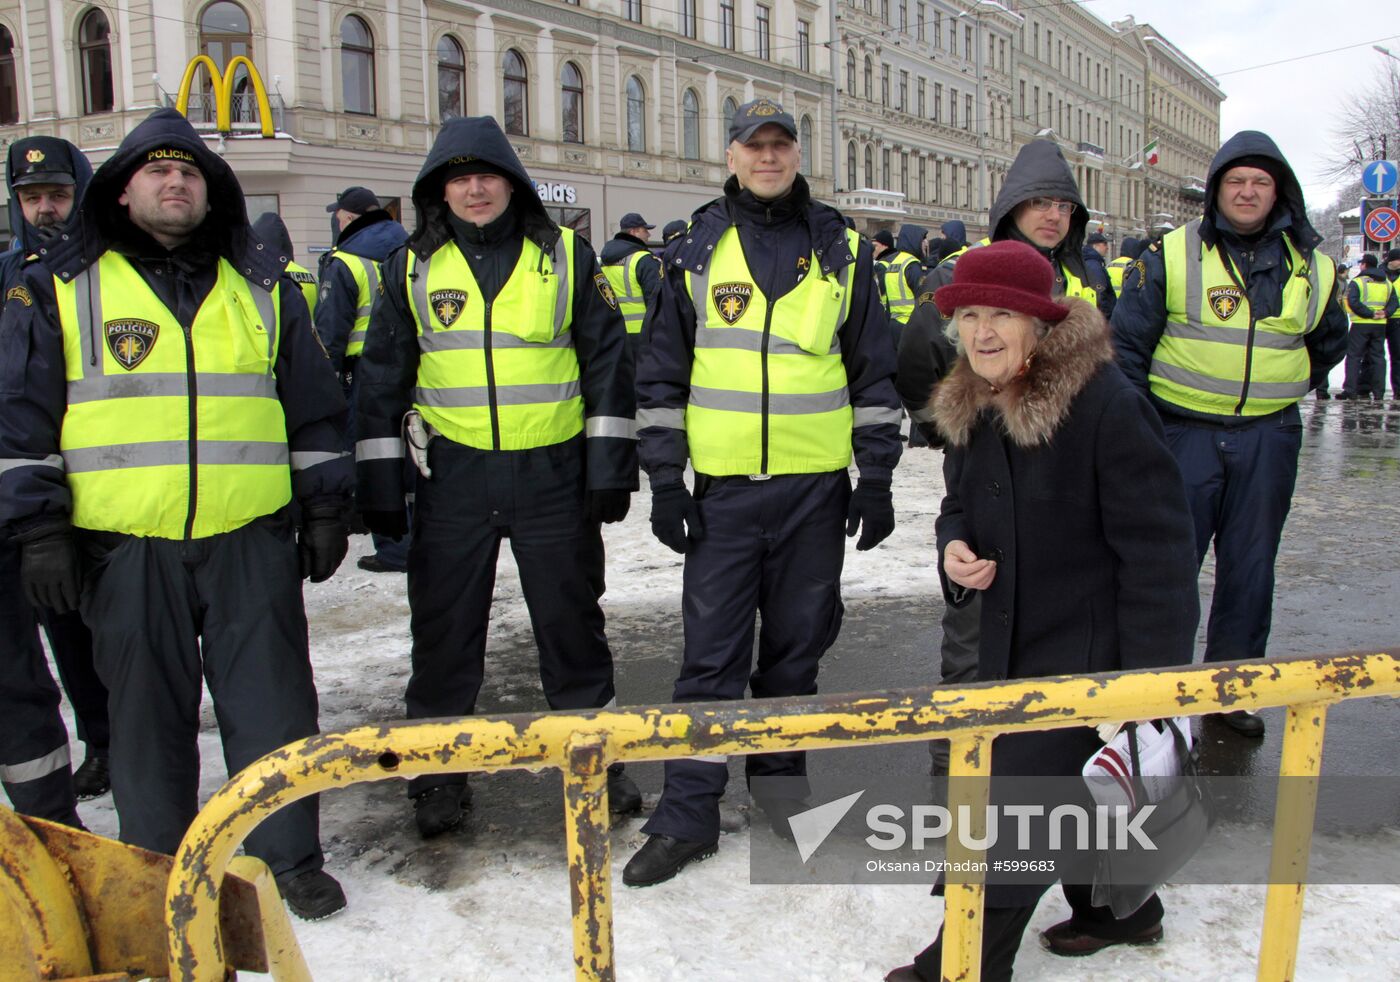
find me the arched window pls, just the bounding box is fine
[864,144,874,187]
[846,142,857,190]
[846,50,856,96]
[625,76,646,153]
[503,49,528,136]
[863,56,873,101]
[79,8,114,115]
[198,2,252,123]
[437,35,465,121]
[560,61,583,144]
[340,15,375,115]
[0,25,18,125]
[723,97,738,137]
[682,88,700,160]
[799,114,813,159]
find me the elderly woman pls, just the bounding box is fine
[886,241,1200,981]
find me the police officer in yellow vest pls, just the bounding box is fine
[253,211,319,318]
[0,109,353,920]
[355,116,641,840]
[598,211,662,360]
[874,227,925,343]
[1105,237,1141,297]
[1112,131,1346,740]
[1339,253,1397,399]
[624,98,901,886]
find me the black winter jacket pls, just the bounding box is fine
[1345,268,1398,322]
[1,140,94,296]
[316,213,408,372]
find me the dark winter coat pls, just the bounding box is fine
[599,231,662,307]
[1,141,93,295]
[637,173,901,488]
[1345,268,1398,322]
[316,212,408,371]
[1080,244,1115,318]
[0,108,350,535]
[931,299,1199,904]
[356,115,636,514]
[1111,131,1348,421]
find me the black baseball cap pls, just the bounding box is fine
[1086,232,1109,245]
[662,219,688,242]
[728,98,798,145]
[1360,253,1379,269]
[9,136,79,188]
[325,186,381,214]
[872,230,895,248]
[619,212,655,231]
[1387,248,1400,263]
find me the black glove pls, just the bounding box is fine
[298,501,350,583]
[846,479,895,551]
[18,523,81,614]
[586,489,632,524]
[650,482,704,554]
[361,510,409,541]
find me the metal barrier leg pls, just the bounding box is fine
[1257,702,1329,982]
[564,734,613,982]
[942,733,991,982]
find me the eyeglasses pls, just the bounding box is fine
[1026,197,1077,216]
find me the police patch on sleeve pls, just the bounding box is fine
[918,291,937,306]
[105,319,158,371]
[1131,259,1148,288]
[5,285,33,307]
[593,273,618,310]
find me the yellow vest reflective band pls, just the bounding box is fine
[684,227,858,476]
[1107,256,1133,295]
[600,250,648,334]
[329,250,379,358]
[287,261,318,319]
[881,253,921,325]
[1349,276,1392,325]
[406,230,581,451]
[1152,220,1335,417]
[1060,264,1098,305]
[54,253,292,539]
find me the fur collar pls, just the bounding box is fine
[931,299,1114,448]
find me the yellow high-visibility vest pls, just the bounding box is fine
[327,250,379,358]
[601,250,649,335]
[1348,276,1392,325]
[1107,256,1133,296]
[881,252,921,325]
[287,260,319,319]
[405,230,582,450]
[54,253,292,538]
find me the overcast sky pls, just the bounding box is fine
[1084,0,1400,210]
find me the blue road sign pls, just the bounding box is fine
[1362,160,1399,195]
[1364,206,1400,243]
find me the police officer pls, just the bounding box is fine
[1340,253,1396,399]
[599,211,662,359]
[254,211,319,318]
[1386,249,1400,397]
[877,228,926,341]
[1112,131,1347,738]
[0,109,352,919]
[0,136,109,817]
[355,115,641,840]
[624,98,901,886]
[1105,237,1141,297]
[1081,231,1116,316]
[661,219,689,244]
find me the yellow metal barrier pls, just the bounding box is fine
[155,650,1400,981]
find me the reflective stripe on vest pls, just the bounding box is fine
[601,250,648,334]
[288,261,319,319]
[1107,256,1132,295]
[56,253,291,539]
[406,231,582,450]
[684,227,857,476]
[330,250,379,357]
[882,253,920,324]
[1060,264,1098,305]
[1151,219,1334,417]
[1350,277,1392,325]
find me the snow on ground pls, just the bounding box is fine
[59,446,1399,980]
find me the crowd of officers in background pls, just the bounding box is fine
[0,101,1351,969]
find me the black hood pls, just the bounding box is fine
[409,116,557,258]
[252,211,294,261]
[41,108,279,285]
[6,139,93,254]
[896,224,928,257]
[1118,237,1141,259]
[988,139,1088,279]
[600,232,650,265]
[1201,130,1321,254]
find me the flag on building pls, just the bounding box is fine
[1144,140,1160,166]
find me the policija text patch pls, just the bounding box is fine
[105,319,159,370]
[712,282,754,324]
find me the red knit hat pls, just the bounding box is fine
[934,240,1071,323]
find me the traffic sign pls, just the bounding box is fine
[1364,206,1400,243]
[1362,160,1399,195]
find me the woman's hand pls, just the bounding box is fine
[943,539,997,591]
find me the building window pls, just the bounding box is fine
[965,94,972,132]
[950,88,957,127]
[560,61,584,144]
[933,82,941,122]
[965,26,973,59]
[503,48,528,136]
[900,152,909,197]
[800,114,813,156]
[882,149,891,190]
[340,15,375,115]
[864,145,874,187]
[934,159,942,203]
[0,26,16,124]
[881,64,889,106]
[1018,80,1025,119]
[864,56,873,101]
[798,20,811,73]
[199,0,252,123]
[720,2,735,50]
[723,97,739,136]
[899,0,908,32]
[79,8,115,115]
[917,78,925,117]
[623,0,641,23]
[683,88,700,159]
[680,0,697,38]
[917,5,925,42]
[437,35,465,121]
[756,6,771,60]
[899,70,908,112]
[933,11,941,48]
[846,50,856,95]
[918,156,926,202]
[626,75,645,152]
[847,142,857,190]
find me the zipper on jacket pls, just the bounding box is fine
[1225,249,1253,416]
[182,320,199,539]
[483,300,501,450]
[760,302,773,474]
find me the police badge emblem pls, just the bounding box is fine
[1207,285,1245,321]
[105,319,159,371]
[593,273,618,310]
[25,149,44,164]
[712,282,754,325]
[429,289,469,327]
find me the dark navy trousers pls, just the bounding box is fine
[38,608,108,756]
[1161,404,1302,664]
[1342,323,1386,398]
[643,472,849,843]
